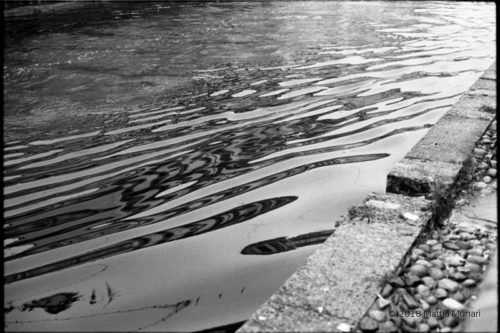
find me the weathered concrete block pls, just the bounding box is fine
[387,158,462,196]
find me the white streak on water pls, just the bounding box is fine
[105,120,168,135]
[155,181,198,198]
[278,86,327,99]
[259,89,290,97]
[210,89,230,97]
[19,140,134,170]
[5,188,100,218]
[4,153,25,159]
[295,56,384,70]
[250,79,268,86]
[278,78,323,87]
[4,150,64,167]
[4,145,29,151]
[232,89,256,98]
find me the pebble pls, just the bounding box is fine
[377,297,391,309]
[440,328,452,333]
[422,276,436,288]
[475,182,488,189]
[491,160,497,168]
[434,288,448,299]
[425,252,439,260]
[430,259,445,269]
[358,317,378,333]
[469,239,482,246]
[473,147,487,155]
[468,255,487,265]
[443,241,460,251]
[488,168,497,177]
[418,244,431,252]
[429,268,446,280]
[450,272,466,281]
[445,255,465,266]
[452,291,465,303]
[409,264,428,277]
[420,299,430,311]
[381,284,394,298]
[461,287,474,299]
[416,285,431,298]
[483,176,492,183]
[425,295,438,305]
[336,323,352,332]
[455,240,472,250]
[438,278,460,292]
[432,243,443,251]
[468,272,483,282]
[426,317,439,328]
[402,293,420,309]
[418,323,430,332]
[378,321,398,333]
[369,310,387,322]
[460,233,475,241]
[443,298,465,311]
[426,239,439,246]
[442,314,460,327]
[463,279,476,287]
[413,248,425,256]
[479,161,489,169]
[415,259,433,268]
[404,274,420,287]
[402,315,421,327]
[468,248,483,256]
[464,263,481,272]
[389,277,405,288]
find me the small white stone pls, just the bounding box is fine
[475,182,488,189]
[317,306,324,313]
[258,315,267,321]
[442,298,465,311]
[402,212,419,221]
[336,323,352,332]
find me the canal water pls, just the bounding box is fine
[4,1,496,331]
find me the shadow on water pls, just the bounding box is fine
[3,1,496,331]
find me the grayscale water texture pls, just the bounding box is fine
[3,1,496,331]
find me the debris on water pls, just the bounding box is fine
[20,292,81,314]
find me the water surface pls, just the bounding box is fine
[3,1,496,331]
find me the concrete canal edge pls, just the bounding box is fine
[236,61,497,332]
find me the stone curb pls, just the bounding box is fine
[237,63,496,333]
[387,62,497,196]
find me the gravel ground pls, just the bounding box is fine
[354,118,497,333]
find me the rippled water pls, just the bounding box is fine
[3,1,496,331]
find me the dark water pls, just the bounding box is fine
[3,1,496,331]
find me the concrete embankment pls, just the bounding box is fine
[237,62,497,332]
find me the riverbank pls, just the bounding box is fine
[237,62,497,332]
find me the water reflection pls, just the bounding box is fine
[3,1,495,331]
[241,230,335,255]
